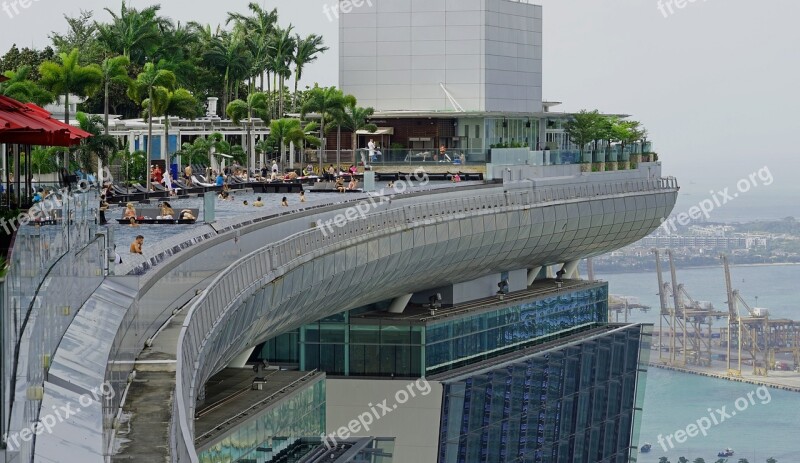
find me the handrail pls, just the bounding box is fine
[193,370,319,444]
[171,177,679,462]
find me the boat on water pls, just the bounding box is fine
[717,448,735,457]
[640,443,652,453]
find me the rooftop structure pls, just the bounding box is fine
[339,0,543,113]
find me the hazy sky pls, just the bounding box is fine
[1,0,798,217]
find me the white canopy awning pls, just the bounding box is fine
[356,127,394,136]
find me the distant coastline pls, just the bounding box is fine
[593,261,800,275]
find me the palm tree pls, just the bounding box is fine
[226,92,270,175]
[96,2,168,65]
[678,457,689,463]
[203,31,252,113]
[127,63,176,189]
[332,100,377,167]
[292,34,328,111]
[693,458,706,463]
[28,147,60,179]
[143,88,199,174]
[38,48,102,168]
[659,458,671,463]
[301,86,346,172]
[0,66,54,106]
[99,56,130,133]
[268,25,296,118]
[38,48,103,125]
[227,3,278,92]
[766,458,778,463]
[267,118,302,166]
[73,112,119,174]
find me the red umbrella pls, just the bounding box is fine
[0,95,91,146]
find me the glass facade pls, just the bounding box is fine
[426,286,608,375]
[437,324,650,463]
[255,285,609,380]
[198,378,326,463]
[485,118,539,149]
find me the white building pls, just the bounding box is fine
[339,0,543,113]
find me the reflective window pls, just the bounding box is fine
[438,325,647,463]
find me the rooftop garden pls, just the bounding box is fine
[0,2,376,184]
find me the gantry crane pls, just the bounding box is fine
[654,249,726,367]
[721,254,769,376]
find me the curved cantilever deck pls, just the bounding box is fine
[26,167,678,462]
[171,177,679,462]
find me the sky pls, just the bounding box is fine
[1,0,798,219]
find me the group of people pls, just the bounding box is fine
[335,176,359,193]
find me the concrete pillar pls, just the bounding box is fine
[289,141,295,169]
[546,265,555,279]
[388,293,413,314]
[561,260,580,279]
[527,266,543,286]
[161,119,168,162]
[228,346,256,368]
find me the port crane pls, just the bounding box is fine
[654,249,727,367]
[721,254,769,376]
[721,254,800,376]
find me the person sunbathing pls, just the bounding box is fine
[159,201,175,219]
[123,203,137,219]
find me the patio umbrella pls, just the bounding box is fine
[0,95,90,146]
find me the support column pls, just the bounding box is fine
[228,346,256,369]
[527,266,543,286]
[546,265,555,279]
[388,293,413,314]
[561,260,580,279]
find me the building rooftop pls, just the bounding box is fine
[431,323,647,382]
[352,279,604,325]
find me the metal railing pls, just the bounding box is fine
[1,189,103,461]
[171,177,679,462]
[193,370,319,445]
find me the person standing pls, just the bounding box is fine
[163,170,175,196]
[366,139,376,167]
[99,195,109,225]
[152,164,163,184]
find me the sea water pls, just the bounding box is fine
[603,265,800,462]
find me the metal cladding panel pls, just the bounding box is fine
[46,278,137,396]
[34,382,104,463]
